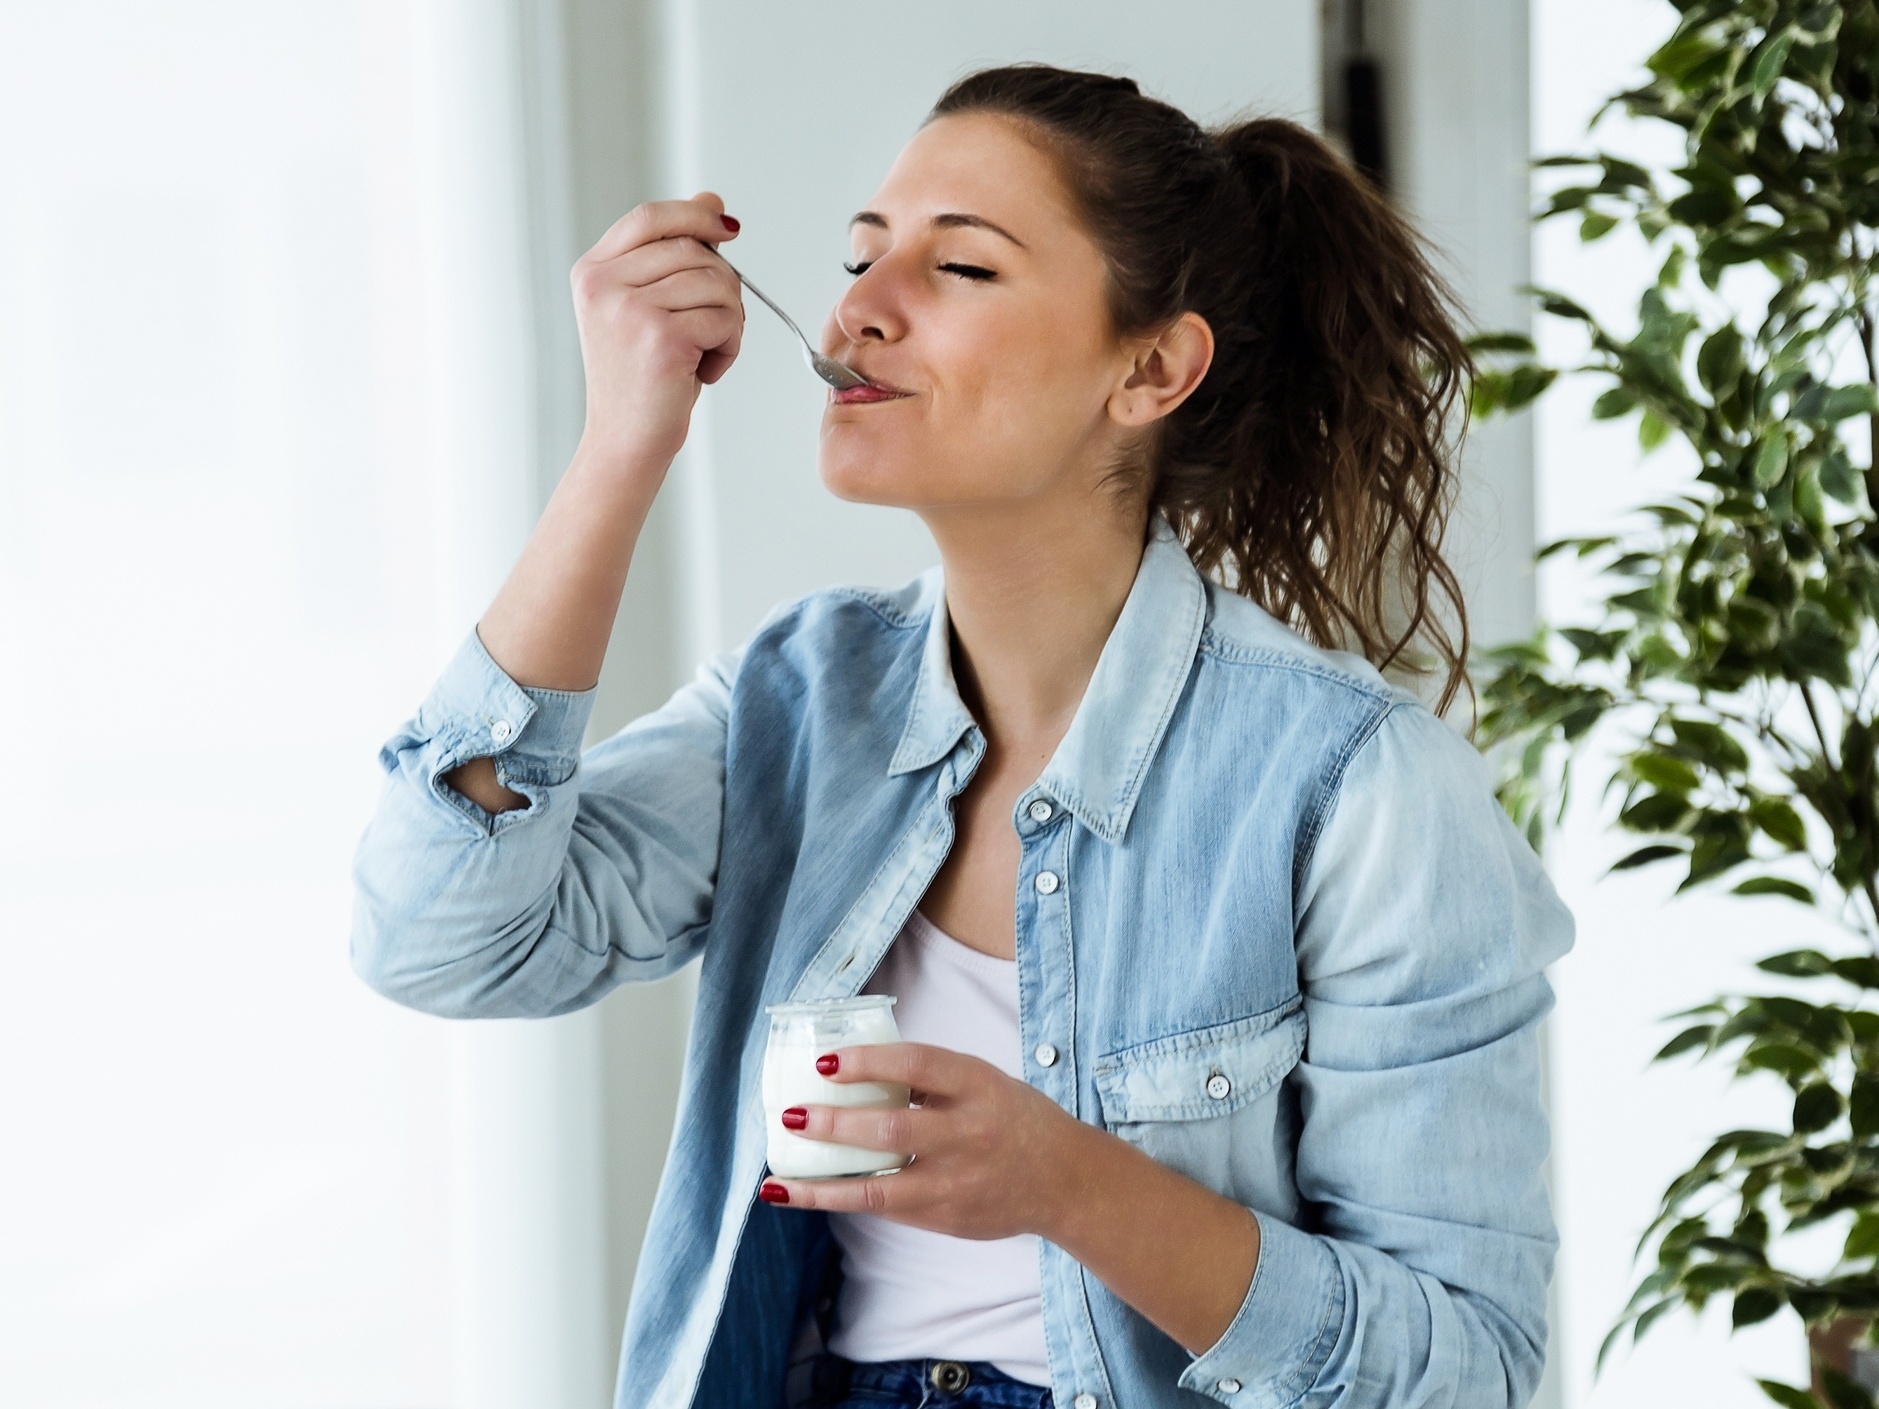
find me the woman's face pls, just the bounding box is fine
[817,114,1143,513]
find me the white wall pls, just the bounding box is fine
[1373,0,1537,654]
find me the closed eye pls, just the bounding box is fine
[843,259,996,281]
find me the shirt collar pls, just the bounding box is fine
[887,518,1208,844]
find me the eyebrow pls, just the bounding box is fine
[849,210,1029,250]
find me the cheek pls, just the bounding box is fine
[817,309,1114,504]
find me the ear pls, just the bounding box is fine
[1108,312,1214,429]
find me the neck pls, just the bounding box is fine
[921,491,1149,754]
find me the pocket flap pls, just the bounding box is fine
[1094,1002,1305,1124]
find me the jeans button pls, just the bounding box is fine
[931,1360,971,1393]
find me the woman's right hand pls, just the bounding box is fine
[571,192,745,473]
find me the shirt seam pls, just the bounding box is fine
[1196,630,1398,704]
[1291,698,1403,907]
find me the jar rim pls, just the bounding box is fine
[764,995,897,1018]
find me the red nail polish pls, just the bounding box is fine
[720,214,740,232]
[781,1107,808,1130]
[759,1181,789,1204]
[815,1054,839,1076]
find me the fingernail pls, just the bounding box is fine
[759,1181,789,1204]
[720,214,740,233]
[781,1107,808,1130]
[815,1054,839,1076]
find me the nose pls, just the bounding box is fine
[823,259,907,357]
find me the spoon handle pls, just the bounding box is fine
[715,254,813,355]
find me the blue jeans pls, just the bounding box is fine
[805,1354,1052,1408]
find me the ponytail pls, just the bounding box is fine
[932,67,1474,715]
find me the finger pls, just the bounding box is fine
[784,1102,926,1154]
[585,192,737,264]
[820,1041,978,1094]
[761,1166,919,1215]
[666,306,743,363]
[604,235,736,289]
[639,266,742,315]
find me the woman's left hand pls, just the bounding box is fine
[761,1042,1081,1240]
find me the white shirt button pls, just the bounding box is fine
[1027,799,1053,823]
[1206,1073,1232,1100]
[1074,1396,1097,1409]
[1034,1043,1059,1068]
[1218,1379,1243,1395]
[489,719,514,743]
[1034,870,1060,895]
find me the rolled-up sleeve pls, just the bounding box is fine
[349,628,736,1018]
[1181,700,1574,1408]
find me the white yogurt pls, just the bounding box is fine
[762,996,912,1179]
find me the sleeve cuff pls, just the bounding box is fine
[1179,1211,1347,1407]
[396,629,598,809]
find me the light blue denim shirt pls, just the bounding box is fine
[352,520,1573,1409]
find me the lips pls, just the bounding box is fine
[831,376,911,405]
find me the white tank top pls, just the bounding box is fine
[825,911,1050,1386]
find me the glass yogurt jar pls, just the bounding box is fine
[761,996,912,1179]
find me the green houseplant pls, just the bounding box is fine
[1468,1,1879,1403]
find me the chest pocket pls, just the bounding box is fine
[1093,1000,1306,1209]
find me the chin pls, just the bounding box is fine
[817,446,925,507]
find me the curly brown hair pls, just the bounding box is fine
[932,66,1474,716]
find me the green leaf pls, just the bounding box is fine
[1593,386,1640,419]
[1794,1081,1843,1132]
[1851,1075,1879,1138]
[1741,1040,1820,1080]
[1669,187,1741,226]
[1747,798,1808,851]
[1733,877,1816,903]
[1758,950,1833,977]
[1582,210,1620,241]
[1648,28,1723,81]
[1821,449,1861,505]
[1760,1382,1822,1409]
[1657,1024,1718,1060]
[1698,326,1746,395]
[1467,331,1537,354]
[1832,958,1879,989]
[1623,792,1693,832]
[1629,753,1703,793]
[1639,410,1672,450]
[1672,719,1750,773]
[1754,436,1791,488]
[1536,291,1594,322]
[1614,843,1686,871]
[1733,1285,1783,1328]
[1750,31,1796,100]
[1845,1211,1879,1260]
[1820,385,1878,422]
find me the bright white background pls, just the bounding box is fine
[0,4,456,1404]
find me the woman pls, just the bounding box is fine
[353,65,1572,1409]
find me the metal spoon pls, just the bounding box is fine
[716,253,870,390]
